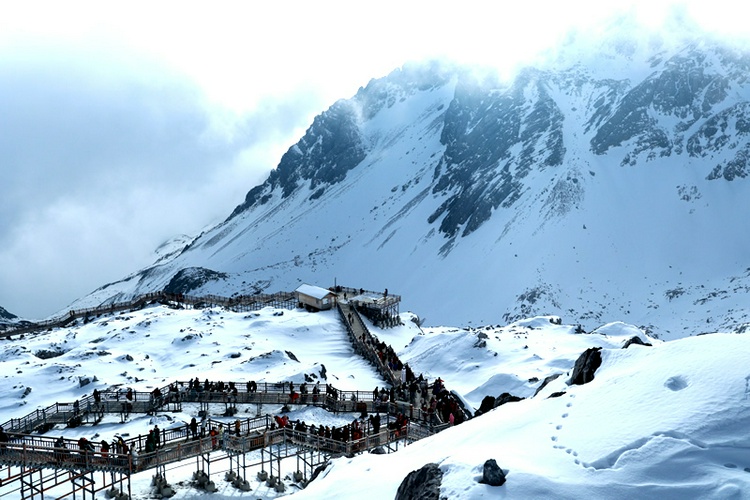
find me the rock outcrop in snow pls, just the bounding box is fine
[569,347,603,385]
[395,462,443,500]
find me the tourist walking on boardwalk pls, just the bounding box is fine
[200,417,207,438]
[153,425,161,448]
[210,427,218,449]
[54,436,67,464]
[190,417,198,440]
[0,426,8,454]
[313,382,320,402]
[369,414,381,433]
[130,446,139,471]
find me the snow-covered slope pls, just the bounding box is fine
[3,304,748,499]
[299,330,750,500]
[72,37,750,339]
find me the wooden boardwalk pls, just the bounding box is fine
[0,291,298,339]
[0,287,457,499]
[0,397,437,498]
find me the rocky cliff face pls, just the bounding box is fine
[73,39,750,339]
[428,68,567,240]
[591,46,750,166]
[0,305,17,322]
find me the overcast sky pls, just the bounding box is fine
[1,1,747,319]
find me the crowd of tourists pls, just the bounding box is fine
[0,302,468,476]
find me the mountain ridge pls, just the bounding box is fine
[64,38,750,339]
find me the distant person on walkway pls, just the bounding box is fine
[78,437,94,461]
[0,426,9,453]
[369,413,381,433]
[153,425,161,448]
[54,436,67,463]
[190,417,198,440]
[210,427,218,449]
[312,383,320,403]
[130,446,139,470]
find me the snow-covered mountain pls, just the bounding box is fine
[71,36,750,339]
[0,304,33,331]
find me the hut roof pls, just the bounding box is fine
[295,284,335,300]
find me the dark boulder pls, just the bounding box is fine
[494,393,524,407]
[478,459,506,487]
[285,350,299,362]
[395,463,443,500]
[569,347,602,385]
[478,395,496,414]
[308,461,330,483]
[622,336,652,348]
[533,373,562,397]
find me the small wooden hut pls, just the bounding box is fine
[295,284,337,311]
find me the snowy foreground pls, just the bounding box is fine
[2,305,750,499]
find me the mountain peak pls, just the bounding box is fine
[0,305,17,322]
[74,39,750,339]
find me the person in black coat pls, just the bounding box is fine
[0,426,9,454]
[189,417,198,440]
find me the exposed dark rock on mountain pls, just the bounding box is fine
[570,348,603,386]
[0,305,30,331]
[164,267,228,295]
[622,336,652,348]
[395,462,443,500]
[588,44,750,184]
[0,305,17,322]
[229,100,367,216]
[479,459,507,487]
[495,392,525,407]
[229,63,454,221]
[429,69,566,238]
[478,395,496,414]
[476,392,526,417]
[534,373,563,397]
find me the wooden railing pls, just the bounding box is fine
[0,291,298,339]
[0,409,438,479]
[338,302,401,386]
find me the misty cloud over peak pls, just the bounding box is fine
[0,42,321,319]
